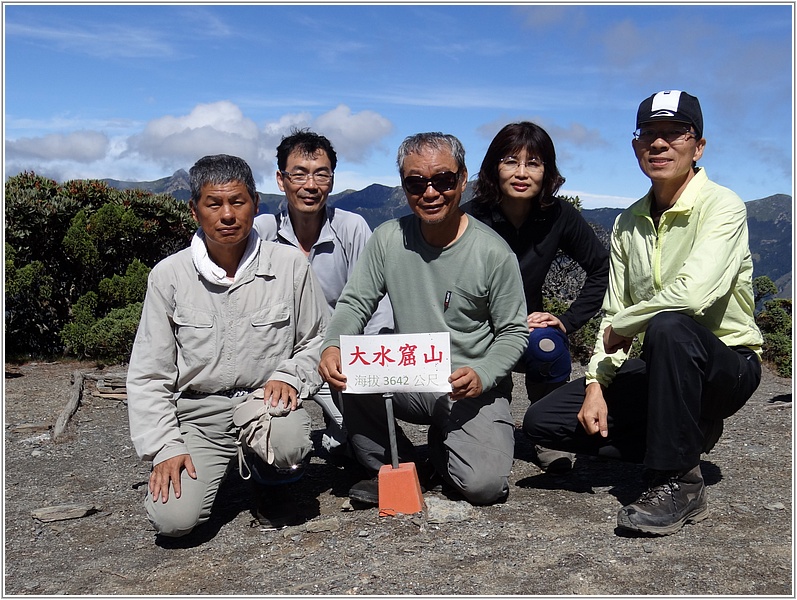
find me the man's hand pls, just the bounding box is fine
[449,367,483,401]
[603,325,633,354]
[263,380,299,410]
[577,383,609,437]
[527,312,566,333]
[319,347,347,392]
[149,453,196,503]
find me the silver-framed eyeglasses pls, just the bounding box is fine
[280,171,334,186]
[498,156,544,172]
[633,127,696,145]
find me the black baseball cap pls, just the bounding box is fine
[636,90,703,139]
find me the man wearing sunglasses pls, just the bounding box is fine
[523,90,763,536]
[319,132,528,506]
[254,129,394,464]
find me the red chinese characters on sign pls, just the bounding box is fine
[398,344,416,366]
[348,346,370,365]
[348,343,442,368]
[424,345,443,364]
[340,332,452,394]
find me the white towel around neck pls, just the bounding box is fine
[190,228,259,287]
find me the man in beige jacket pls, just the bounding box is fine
[127,154,328,537]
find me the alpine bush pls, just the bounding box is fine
[5,172,195,359]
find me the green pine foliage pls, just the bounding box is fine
[754,277,792,378]
[542,194,613,364]
[5,172,196,360]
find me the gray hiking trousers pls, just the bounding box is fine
[343,377,515,505]
[145,392,311,537]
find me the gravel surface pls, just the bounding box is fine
[3,359,793,596]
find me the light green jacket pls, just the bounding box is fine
[587,168,763,388]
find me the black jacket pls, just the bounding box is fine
[462,197,609,333]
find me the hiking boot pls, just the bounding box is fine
[535,445,575,474]
[349,477,379,505]
[253,484,301,530]
[617,465,708,536]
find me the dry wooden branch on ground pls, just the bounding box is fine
[51,370,129,442]
[51,370,84,442]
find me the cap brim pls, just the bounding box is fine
[638,116,693,125]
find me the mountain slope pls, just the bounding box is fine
[103,173,791,296]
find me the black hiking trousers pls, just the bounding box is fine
[523,312,762,472]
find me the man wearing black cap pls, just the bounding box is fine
[523,90,763,536]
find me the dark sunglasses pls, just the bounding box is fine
[401,171,460,196]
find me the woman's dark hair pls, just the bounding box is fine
[472,121,564,209]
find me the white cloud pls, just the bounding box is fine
[599,19,648,69]
[366,87,541,110]
[138,101,260,140]
[126,101,264,171]
[6,131,109,162]
[8,101,396,182]
[263,113,314,137]
[546,122,609,148]
[313,105,393,164]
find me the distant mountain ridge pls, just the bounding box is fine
[102,172,792,297]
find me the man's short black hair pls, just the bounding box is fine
[276,128,337,172]
[189,154,258,205]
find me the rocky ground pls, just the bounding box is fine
[3,359,793,596]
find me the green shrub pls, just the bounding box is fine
[5,243,61,354]
[567,314,599,365]
[763,332,792,378]
[756,290,792,378]
[97,259,150,309]
[59,260,151,360]
[59,292,99,358]
[63,209,100,270]
[81,302,144,364]
[5,172,194,359]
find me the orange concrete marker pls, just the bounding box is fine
[378,462,424,516]
[378,393,425,517]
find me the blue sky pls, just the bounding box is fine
[3,3,794,209]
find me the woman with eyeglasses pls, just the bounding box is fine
[463,121,609,473]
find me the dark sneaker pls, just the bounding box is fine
[534,445,575,474]
[617,465,708,536]
[253,484,301,530]
[349,477,379,505]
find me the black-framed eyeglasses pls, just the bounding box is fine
[280,171,334,186]
[401,171,460,196]
[498,156,544,172]
[633,127,696,145]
